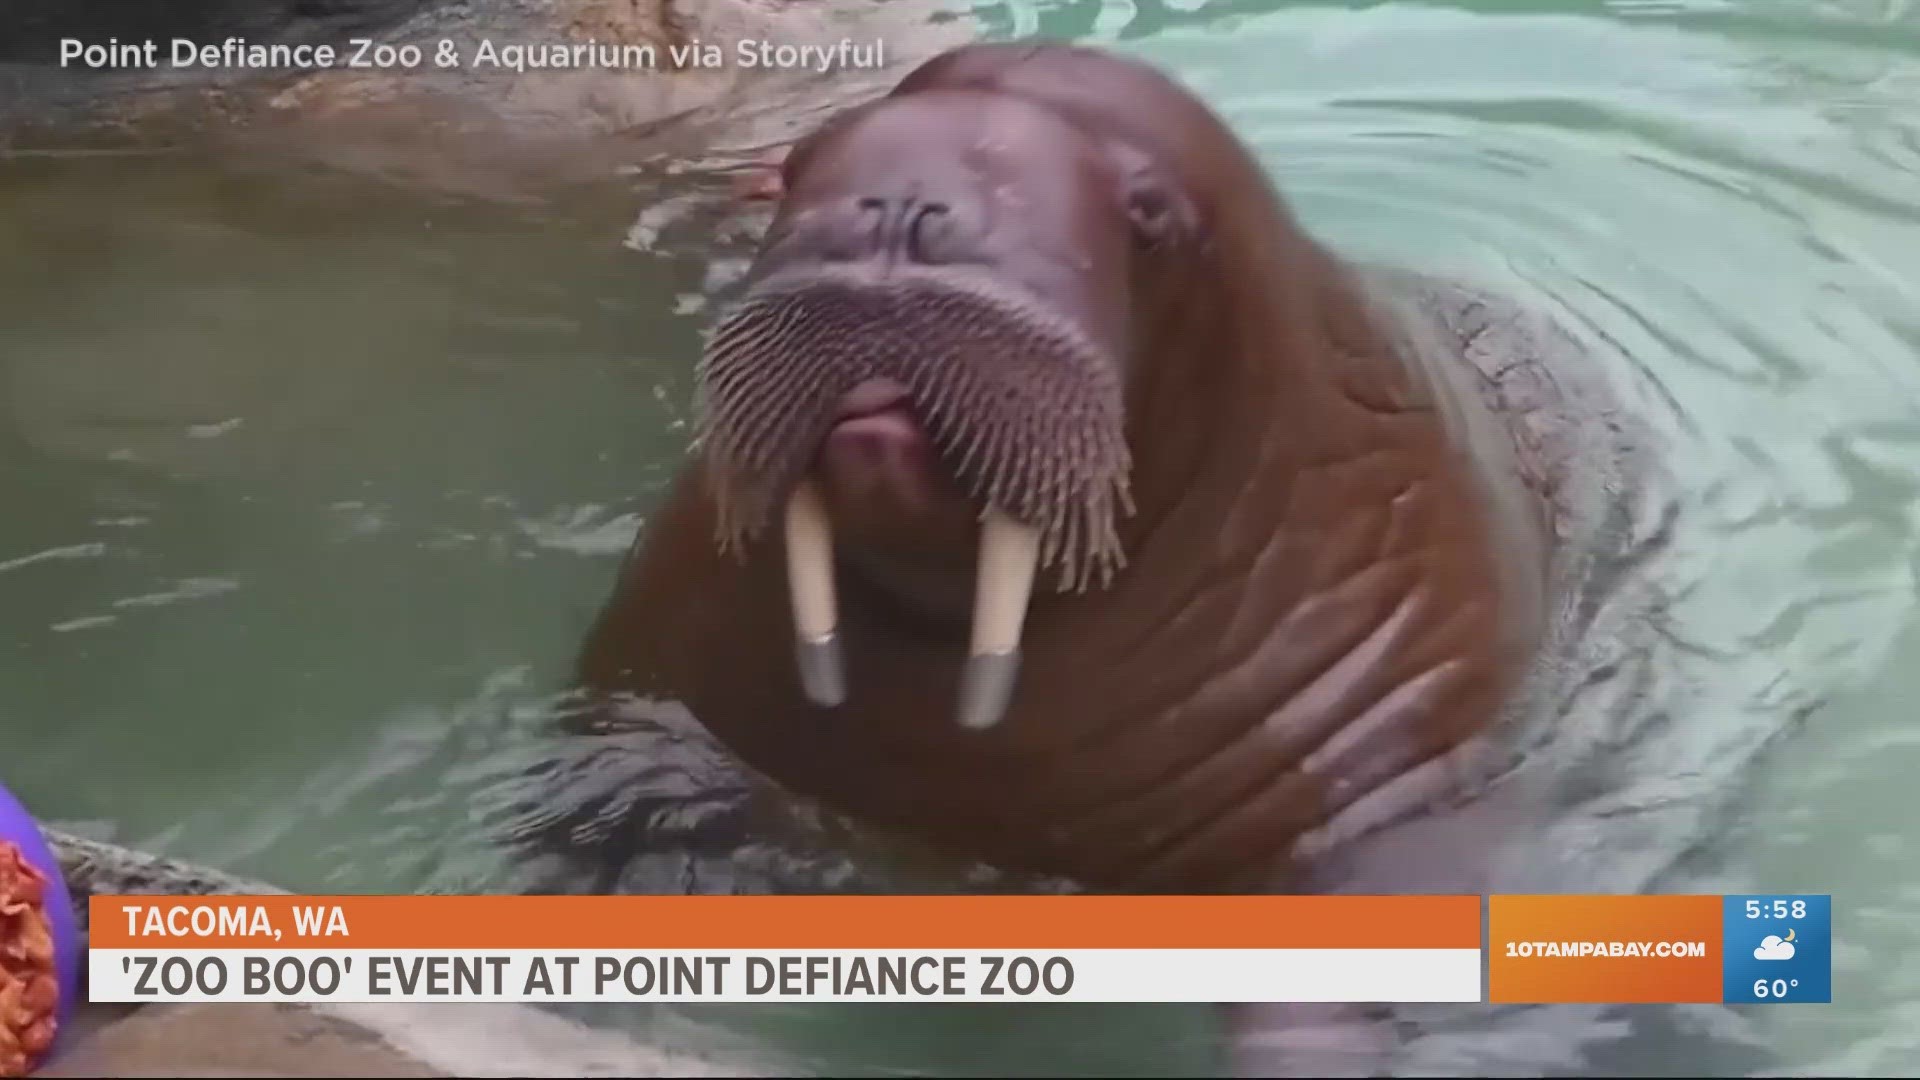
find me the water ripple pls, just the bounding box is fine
[0,541,108,575]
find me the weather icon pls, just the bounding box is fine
[1754,928,1797,961]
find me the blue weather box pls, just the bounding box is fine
[1721,894,1831,1004]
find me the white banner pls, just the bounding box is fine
[90,948,1481,1004]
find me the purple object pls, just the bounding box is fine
[0,780,78,1070]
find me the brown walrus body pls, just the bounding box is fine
[530,39,1639,901]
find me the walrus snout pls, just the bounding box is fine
[701,267,1128,730]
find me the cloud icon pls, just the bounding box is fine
[1754,935,1796,961]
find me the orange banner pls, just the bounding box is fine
[1488,894,1722,1003]
[91,894,1483,950]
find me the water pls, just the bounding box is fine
[5,0,1920,1074]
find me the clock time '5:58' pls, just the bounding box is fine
[1722,894,1830,1005]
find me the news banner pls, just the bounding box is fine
[86,894,1830,1006]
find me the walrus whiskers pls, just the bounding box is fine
[696,266,1133,724]
[783,479,845,708]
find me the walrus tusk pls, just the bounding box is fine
[958,509,1041,731]
[785,479,846,708]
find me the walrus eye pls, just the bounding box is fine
[1106,140,1197,250]
[1124,176,1196,250]
[698,266,1135,728]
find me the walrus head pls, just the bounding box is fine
[693,60,1203,730]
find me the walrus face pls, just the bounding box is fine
[693,86,1197,728]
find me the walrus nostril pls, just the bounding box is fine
[840,196,962,265]
[908,202,955,264]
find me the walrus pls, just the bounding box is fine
[526,35,1648,910]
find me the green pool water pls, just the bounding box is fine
[5,0,1920,1074]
